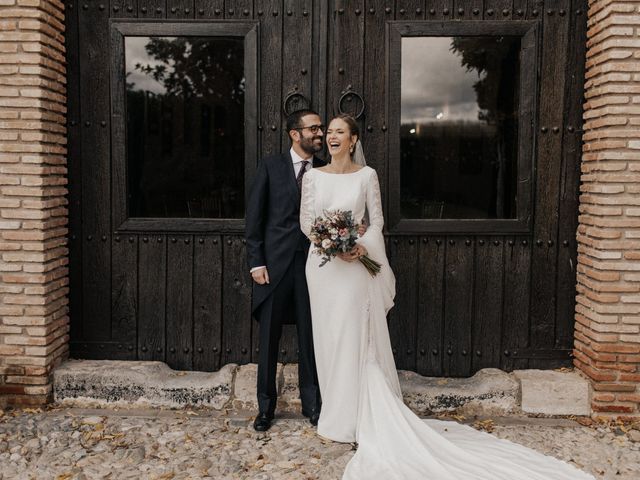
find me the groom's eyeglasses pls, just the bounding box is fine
[294,124,325,134]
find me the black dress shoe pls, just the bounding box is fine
[253,412,273,432]
[309,411,320,426]
[301,406,320,418]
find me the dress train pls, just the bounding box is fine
[301,167,594,480]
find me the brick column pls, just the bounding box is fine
[0,0,69,406]
[575,0,640,416]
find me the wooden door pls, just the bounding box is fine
[66,0,587,376]
[322,0,587,375]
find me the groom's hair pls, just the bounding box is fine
[286,109,320,134]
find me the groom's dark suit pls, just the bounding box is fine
[246,151,325,416]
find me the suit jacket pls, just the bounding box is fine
[246,151,326,318]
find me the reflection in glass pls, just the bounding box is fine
[401,36,520,219]
[126,36,245,218]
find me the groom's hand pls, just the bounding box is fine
[251,267,270,285]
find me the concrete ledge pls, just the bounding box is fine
[399,368,519,416]
[514,369,591,416]
[54,360,236,409]
[53,361,591,417]
[228,365,519,415]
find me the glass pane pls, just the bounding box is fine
[401,36,520,219]
[125,36,245,218]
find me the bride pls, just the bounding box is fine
[300,114,594,479]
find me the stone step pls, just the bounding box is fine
[53,360,591,417]
[53,360,235,409]
[514,369,592,416]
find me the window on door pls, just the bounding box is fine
[111,22,258,232]
[388,22,538,233]
[126,36,245,219]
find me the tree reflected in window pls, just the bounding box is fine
[401,36,520,220]
[126,36,245,219]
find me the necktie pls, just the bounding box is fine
[296,160,310,191]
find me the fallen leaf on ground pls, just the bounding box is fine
[22,408,42,414]
[154,473,175,480]
[473,419,495,433]
[576,417,593,427]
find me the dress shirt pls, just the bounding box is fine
[291,147,312,178]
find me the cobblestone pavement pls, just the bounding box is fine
[0,407,639,480]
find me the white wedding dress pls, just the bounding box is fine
[300,166,594,480]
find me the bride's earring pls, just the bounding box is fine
[349,144,354,153]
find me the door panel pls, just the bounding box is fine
[67,0,586,376]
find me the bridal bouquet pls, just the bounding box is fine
[309,209,382,276]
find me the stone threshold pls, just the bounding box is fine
[41,407,585,429]
[53,360,592,418]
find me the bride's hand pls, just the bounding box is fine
[337,251,357,262]
[337,245,367,262]
[353,244,368,257]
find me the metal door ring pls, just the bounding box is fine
[337,89,365,119]
[283,91,311,116]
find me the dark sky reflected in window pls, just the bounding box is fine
[125,36,245,219]
[401,36,520,220]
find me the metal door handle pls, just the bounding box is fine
[337,87,365,119]
[283,90,311,116]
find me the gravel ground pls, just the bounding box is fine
[0,407,638,479]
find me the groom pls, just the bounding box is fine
[245,109,325,431]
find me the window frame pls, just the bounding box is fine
[110,20,259,233]
[386,21,539,234]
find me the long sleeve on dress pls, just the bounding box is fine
[300,172,315,239]
[357,169,383,254]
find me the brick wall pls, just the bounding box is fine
[0,0,638,413]
[575,0,640,416]
[0,0,69,406]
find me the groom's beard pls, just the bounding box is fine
[300,135,323,156]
